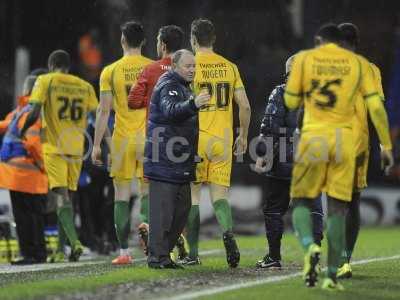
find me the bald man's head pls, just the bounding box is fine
[285,54,296,74]
[172,49,196,82]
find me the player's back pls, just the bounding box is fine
[30,72,98,156]
[193,52,244,140]
[294,43,364,131]
[100,55,153,137]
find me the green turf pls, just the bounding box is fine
[0,227,398,300]
[201,259,400,300]
[199,227,400,300]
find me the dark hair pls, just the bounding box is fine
[121,21,145,48]
[48,50,70,70]
[30,68,48,76]
[159,25,184,53]
[338,23,360,48]
[191,18,215,47]
[315,23,342,44]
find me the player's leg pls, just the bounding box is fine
[207,135,238,268]
[210,184,232,232]
[183,132,207,265]
[53,186,83,261]
[46,191,66,263]
[109,135,135,264]
[207,135,233,234]
[337,191,360,279]
[344,190,360,255]
[138,179,149,224]
[322,128,354,291]
[338,151,365,278]
[44,153,82,262]
[53,218,67,262]
[257,177,290,269]
[65,155,86,262]
[136,139,150,226]
[292,198,321,287]
[290,131,330,287]
[112,179,133,264]
[311,195,324,246]
[210,183,240,268]
[322,196,346,291]
[182,182,202,265]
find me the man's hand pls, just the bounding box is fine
[194,90,211,108]
[381,148,394,175]
[251,156,274,174]
[91,145,103,166]
[233,134,248,156]
[253,157,267,174]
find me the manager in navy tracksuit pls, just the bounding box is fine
[254,56,324,269]
[145,49,210,269]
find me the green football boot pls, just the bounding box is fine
[321,278,345,291]
[337,263,352,279]
[303,243,321,287]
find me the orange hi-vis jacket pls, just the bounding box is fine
[0,101,48,194]
[0,96,29,134]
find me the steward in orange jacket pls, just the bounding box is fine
[0,105,48,194]
[0,95,30,134]
[0,74,48,264]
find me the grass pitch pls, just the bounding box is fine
[0,227,398,300]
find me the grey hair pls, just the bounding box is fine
[285,54,296,74]
[172,49,194,67]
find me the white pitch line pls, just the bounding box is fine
[0,249,223,274]
[0,261,102,274]
[167,254,400,300]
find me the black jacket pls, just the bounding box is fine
[256,84,299,179]
[144,70,199,183]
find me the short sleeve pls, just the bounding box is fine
[232,64,244,90]
[87,83,99,111]
[371,63,385,100]
[285,52,305,98]
[358,57,378,100]
[29,75,48,105]
[99,66,112,93]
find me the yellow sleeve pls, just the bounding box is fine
[366,96,392,150]
[87,83,98,111]
[29,75,48,105]
[232,64,244,90]
[284,52,305,109]
[358,58,379,99]
[371,63,385,101]
[361,59,391,150]
[99,65,112,93]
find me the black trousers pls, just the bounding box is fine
[148,179,191,266]
[262,177,324,260]
[10,191,47,261]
